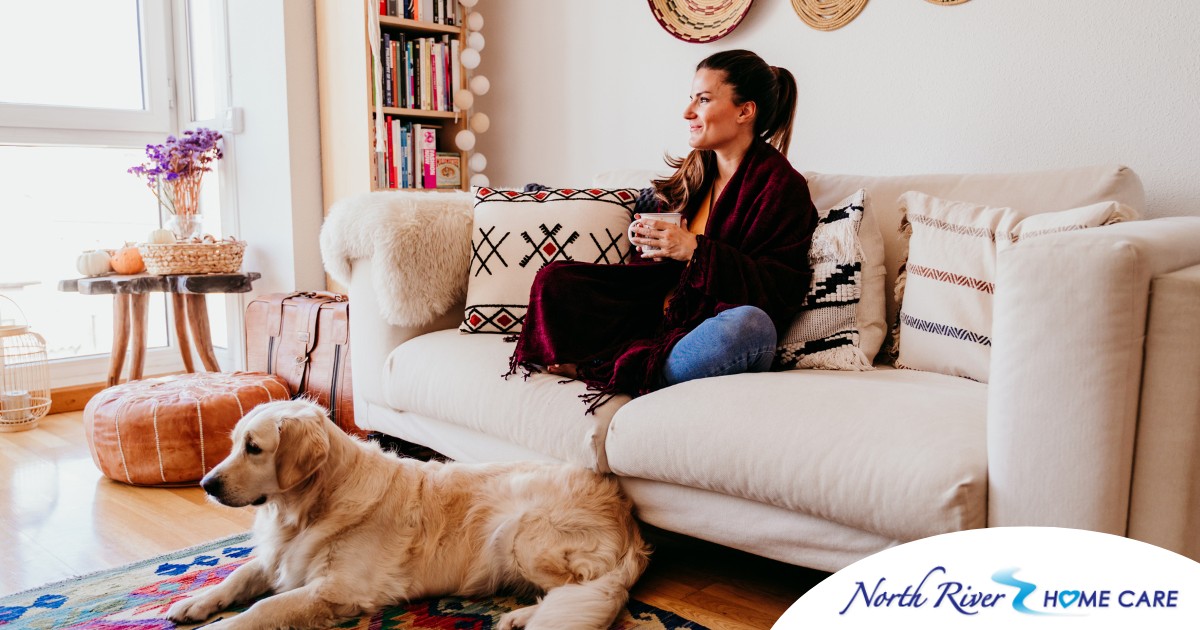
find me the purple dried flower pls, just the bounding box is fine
[128,127,224,215]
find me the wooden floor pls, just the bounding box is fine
[0,411,828,628]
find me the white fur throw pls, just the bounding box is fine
[320,190,474,327]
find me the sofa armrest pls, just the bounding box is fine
[1128,263,1200,560]
[319,190,474,431]
[987,217,1200,534]
[347,255,464,430]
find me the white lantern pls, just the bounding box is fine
[470,112,491,134]
[461,48,481,70]
[459,0,478,7]
[0,296,50,432]
[470,173,490,188]
[455,129,477,151]
[466,12,484,31]
[467,32,485,52]
[470,75,490,96]
[454,88,475,110]
[469,152,487,173]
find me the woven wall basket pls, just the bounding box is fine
[791,0,870,32]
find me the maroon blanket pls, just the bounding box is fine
[509,139,818,410]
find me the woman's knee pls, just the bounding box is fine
[719,305,777,347]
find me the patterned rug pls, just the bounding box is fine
[0,533,707,629]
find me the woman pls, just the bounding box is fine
[508,50,818,412]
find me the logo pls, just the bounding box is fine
[773,528,1200,629]
[838,565,1180,616]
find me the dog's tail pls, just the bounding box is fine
[523,540,649,630]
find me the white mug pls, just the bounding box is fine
[628,212,683,255]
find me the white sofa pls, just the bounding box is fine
[321,165,1200,573]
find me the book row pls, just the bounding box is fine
[381,33,461,112]
[376,117,461,190]
[379,0,459,25]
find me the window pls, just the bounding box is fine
[0,0,235,388]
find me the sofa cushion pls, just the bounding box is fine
[604,368,988,542]
[382,329,630,471]
[461,186,640,334]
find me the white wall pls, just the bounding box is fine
[475,0,1200,219]
[227,0,325,295]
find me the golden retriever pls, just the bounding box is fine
[166,399,649,629]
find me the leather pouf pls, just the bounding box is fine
[83,372,291,486]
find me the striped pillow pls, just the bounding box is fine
[894,192,1137,382]
[776,189,873,371]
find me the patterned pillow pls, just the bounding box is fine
[893,191,1138,381]
[775,189,873,370]
[461,186,640,333]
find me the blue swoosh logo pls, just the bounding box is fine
[992,567,1053,615]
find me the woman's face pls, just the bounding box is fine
[684,68,753,152]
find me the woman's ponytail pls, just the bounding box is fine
[765,66,797,155]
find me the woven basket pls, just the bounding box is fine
[138,241,246,275]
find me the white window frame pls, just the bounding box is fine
[172,0,246,372]
[0,0,244,387]
[0,1,175,139]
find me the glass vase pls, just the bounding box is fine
[166,213,203,242]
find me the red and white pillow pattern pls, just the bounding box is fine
[461,187,640,334]
[893,191,1137,381]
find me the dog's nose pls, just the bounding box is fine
[201,475,223,498]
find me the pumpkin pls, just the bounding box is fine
[146,228,176,244]
[76,250,112,277]
[110,244,146,275]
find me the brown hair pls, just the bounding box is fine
[653,50,798,213]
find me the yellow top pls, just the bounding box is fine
[663,186,714,312]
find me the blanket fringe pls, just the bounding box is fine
[580,390,617,416]
[503,353,538,382]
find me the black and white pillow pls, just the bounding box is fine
[461,186,640,334]
[775,189,873,371]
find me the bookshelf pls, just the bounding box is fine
[315,0,471,218]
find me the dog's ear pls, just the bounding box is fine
[274,410,331,491]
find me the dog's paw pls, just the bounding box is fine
[166,595,224,624]
[498,605,539,630]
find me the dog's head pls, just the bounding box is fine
[200,399,332,507]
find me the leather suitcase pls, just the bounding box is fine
[245,291,361,436]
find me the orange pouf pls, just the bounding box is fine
[83,372,291,486]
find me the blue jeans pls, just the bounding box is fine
[661,305,777,386]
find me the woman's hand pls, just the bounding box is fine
[631,215,698,262]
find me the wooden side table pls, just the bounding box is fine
[58,273,261,386]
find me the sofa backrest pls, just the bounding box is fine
[806,166,1145,326]
[597,164,1146,331]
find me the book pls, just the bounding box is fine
[399,122,410,188]
[381,33,393,108]
[450,38,460,107]
[435,152,461,189]
[396,33,408,108]
[388,117,401,189]
[417,125,439,189]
